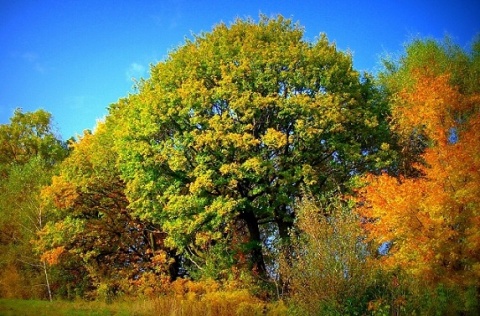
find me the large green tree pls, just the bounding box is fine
[115,16,392,276]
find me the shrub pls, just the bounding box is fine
[280,194,374,315]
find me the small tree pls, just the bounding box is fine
[281,194,374,314]
[37,120,176,300]
[0,109,68,300]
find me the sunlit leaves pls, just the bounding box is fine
[0,110,68,299]
[0,109,67,167]
[37,119,174,299]
[357,37,480,289]
[114,16,392,275]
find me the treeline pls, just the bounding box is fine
[1,16,479,315]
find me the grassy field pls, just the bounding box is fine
[0,297,288,316]
[0,299,150,316]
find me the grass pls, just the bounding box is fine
[0,296,288,316]
[0,299,153,316]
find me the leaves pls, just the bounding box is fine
[4,18,478,314]
[357,37,480,289]
[0,109,67,167]
[114,16,392,277]
[0,110,68,299]
[37,120,175,299]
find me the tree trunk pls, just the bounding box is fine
[240,210,267,277]
[276,217,292,241]
[42,260,53,302]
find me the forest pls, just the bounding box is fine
[1,16,479,315]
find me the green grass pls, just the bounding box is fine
[0,299,153,316]
[0,297,289,316]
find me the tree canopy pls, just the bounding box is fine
[0,109,68,299]
[114,16,392,275]
[358,37,480,292]
[37,119,176,299]
[1,17,478,315]
[0,109,67,168]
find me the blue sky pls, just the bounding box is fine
[1,0,479,139]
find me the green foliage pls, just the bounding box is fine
[114,15,392,277]
[381,35,480,94]
[184,240,235,281]
[0,109,67,167]
[0,109,68,299]
[3,18,478,316]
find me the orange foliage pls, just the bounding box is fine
[40,246,65,265]
[41,176,78,210]
[394,72,463,146]
[357,70,480,287]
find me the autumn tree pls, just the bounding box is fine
[0,109,67,168]
[114,16,392,278]
[357,37,480,313]
[0,109,68,299]
[37,118,176,300]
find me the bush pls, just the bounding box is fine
[280,194,375,315]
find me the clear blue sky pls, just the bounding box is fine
[1,0,479,139]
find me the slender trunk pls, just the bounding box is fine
[38,206,52,302]
[42,260,52,302]
[276,216,293,267]
[275,204,295,240]
[241,210,267,277]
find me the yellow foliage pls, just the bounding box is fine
[262,128,287,148]
[154,278,271,316]
[0,265,23,298]
[42,176,78,210]
[242,157,264,173]
[189,170,214,194]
